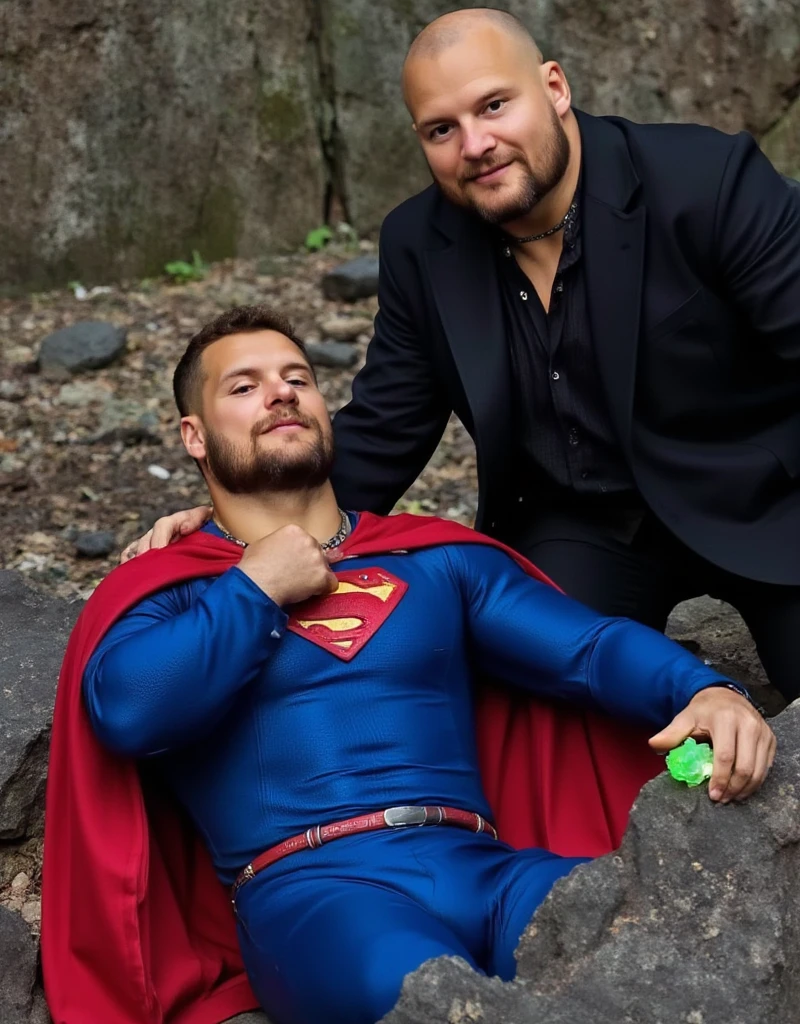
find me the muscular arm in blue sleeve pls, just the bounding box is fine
[82,566,287,757]
[450,544,728,728]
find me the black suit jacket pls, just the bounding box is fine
[331,111,800,585]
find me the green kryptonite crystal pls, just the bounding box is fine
[666,737,714,786]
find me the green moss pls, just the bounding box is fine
[258,82,306,143]
[195,183,241,262]
[332,10,361,38]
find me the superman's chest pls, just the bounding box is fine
[258,555,464,695]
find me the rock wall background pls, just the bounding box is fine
[2,0,799,291]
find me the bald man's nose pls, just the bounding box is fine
[461,122,496,161]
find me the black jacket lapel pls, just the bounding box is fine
[424,202,513,516]
[577,111,646,460]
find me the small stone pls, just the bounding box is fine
[6,345,35,365]
[10,873,30,894]
[22,532,56,552]
[317,315,374,342]
[55,380,112,406]
[0,453,25,473]
[91,398,160,444]
[39,321,128,375]
[305,341,359,369]
[147,464,171,480]
[74,530,116,558]
[21,900,41,928]
[0,380,28,401]
[321,256,379,302]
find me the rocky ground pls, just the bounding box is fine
[0,241,477,604]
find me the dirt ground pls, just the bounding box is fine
[0,244,478,602]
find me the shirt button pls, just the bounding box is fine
[519,290,528,301]
[552,371,560,381]
[270,629,282,639]
[581,471,589,480]
[503,246,512,258]
[568,428,579,446]
[554,281,564,294]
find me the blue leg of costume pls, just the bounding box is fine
[234,830,588,1024]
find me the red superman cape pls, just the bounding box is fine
[42,512,662,1023]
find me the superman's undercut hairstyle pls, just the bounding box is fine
[173,305,311,416]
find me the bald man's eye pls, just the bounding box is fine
[429,124,452,141]
[484,99,506,114]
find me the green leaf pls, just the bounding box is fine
[164,252,208,283]
[305,225,333,252]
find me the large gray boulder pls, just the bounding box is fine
[666,596,785,717]
[0,906,40,1023]
[385,701,800,1024]
[0,572,79,867]
[1,0,326,290]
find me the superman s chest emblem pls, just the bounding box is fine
[286,567,408,661]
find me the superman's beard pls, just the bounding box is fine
[203,420,335,495]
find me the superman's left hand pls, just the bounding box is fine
[648,687,776,804]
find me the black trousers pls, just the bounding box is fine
[506,506,800,703]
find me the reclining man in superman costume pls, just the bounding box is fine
[42,305,775,1024]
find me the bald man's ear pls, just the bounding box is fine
[181,415,207,462]
[541,60,571,117]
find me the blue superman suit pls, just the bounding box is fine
[83,523,728,1024]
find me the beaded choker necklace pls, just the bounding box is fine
[504,199,578,245]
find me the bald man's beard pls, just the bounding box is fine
[202,417,335,495]
[436,104,570,226]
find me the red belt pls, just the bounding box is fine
[232,805,498,896]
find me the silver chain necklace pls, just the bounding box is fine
[213,507,351,551]
[504,199,578,246]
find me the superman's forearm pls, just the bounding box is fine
[83,568,286,756]
[581,617,728,726]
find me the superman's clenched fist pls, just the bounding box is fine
[238,524,342,607]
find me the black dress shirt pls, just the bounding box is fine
[497,190,637,497]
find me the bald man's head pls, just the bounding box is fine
[403,8,542,103]
[401,7,576,230]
